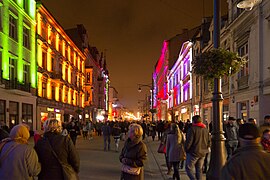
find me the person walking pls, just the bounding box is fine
[0,124,41,180]
[34,118,80,180]
[224,116,239,160]
[166,123,185,180]
[161,122,172,175]
[112,122,122,152]
[68,121,80,145]
[101,120,111,151]
[185,115,211,180]
[119,123,147,180]
[222,123,270,179]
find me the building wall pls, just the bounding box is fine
[36,4,86,127]
[0,0,37,130]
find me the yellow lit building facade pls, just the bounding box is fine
[36,4,86,129]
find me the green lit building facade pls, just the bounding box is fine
[0,0,37,131]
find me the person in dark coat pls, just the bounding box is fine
[101,121,111,151]
[35,119,80,180]
[222,123,270,179]
[224,116,239,160]
[185,115,211,180]
[119,123,147,180]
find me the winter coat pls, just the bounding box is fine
[185,123,211,157]
[0,140,41,180]
[221,143,270,180]
[34,132,80,180]
[119,138,147,180]
[166,132,185,162]
[224,123,238,147]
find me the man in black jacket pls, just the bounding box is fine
[185,115,211,180]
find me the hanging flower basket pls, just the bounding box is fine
[192,48,246,80]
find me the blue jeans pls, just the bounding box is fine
[185,153,205,180]
[103,135,111,151]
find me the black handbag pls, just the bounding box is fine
[46,138,79,180]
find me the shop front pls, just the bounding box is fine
[37,106,64,130]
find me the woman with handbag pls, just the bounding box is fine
[166,123,185,180]
[119,123,147,180]
[35,118,80,180]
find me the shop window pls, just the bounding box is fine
[22,103,33,130]
[9,101,18,129]
[0,100,5,122]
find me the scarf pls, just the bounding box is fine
[193,122,206,128]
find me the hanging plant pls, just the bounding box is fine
[192,48,246,80]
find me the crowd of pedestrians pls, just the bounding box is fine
[1,113,270,179]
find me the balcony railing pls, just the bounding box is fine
[237,75,249,90]
[3,78,31,93]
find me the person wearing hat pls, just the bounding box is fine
[34,118,80,180]
[222,123,270,179]
[185,115,211,180]
[0,124,41,179]
[224,116,239,160]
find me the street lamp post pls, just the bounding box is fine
[207,0,226,179]
[138,83,154,122]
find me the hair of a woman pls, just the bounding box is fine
[128,123,143,138]
[170,123,182,144]
[43,118,62,133]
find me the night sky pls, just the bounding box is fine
[43,0,228,112]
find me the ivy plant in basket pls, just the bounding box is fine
[191,48,246,80]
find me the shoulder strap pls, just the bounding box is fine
[46,138,63,166]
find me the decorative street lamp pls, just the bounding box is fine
[207,0,226,179]
[137,83,155,122]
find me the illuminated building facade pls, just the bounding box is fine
[0,0,37,130]
[65,24,106,123]
[153,41,169,120]
[36,4,86,128]
[168,41,194,122]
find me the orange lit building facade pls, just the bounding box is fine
[36,4,86,129]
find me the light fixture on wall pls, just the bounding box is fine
[237,0,262,11]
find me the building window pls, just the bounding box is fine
[42,82,47,98]
[238,43,249,78]
[58,39,62,54]
[22,103,33,130]
[23,0,28,13]
[42,51,47,70]
[195,77,199,96]
[41,21,47,40]
[9,58,16,80]
[9,14,17,40]
[0,100,5,122]
[51,85,55,100]
[86,72,90,83]
[0,5,2,31]
[51,57,54,71]
[9,101,18,129]
[23,63,29,84]
[23,26,30,48]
